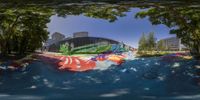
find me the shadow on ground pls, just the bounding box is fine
[0,57,200,100]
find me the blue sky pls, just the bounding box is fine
[47,8,175,48]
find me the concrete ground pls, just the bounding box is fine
[0,57,200,100]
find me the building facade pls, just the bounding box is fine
[45,32,133,52]
[43,32,65,51]
[48,37,120,52]
[159,37,186,51]
[52,32,65,41]
[73,32,89,38]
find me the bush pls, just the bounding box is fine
[59,44,70,55]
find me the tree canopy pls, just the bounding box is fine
[157,40,166,51]
[135,3,200,58]
[0,7,52,55]
[138,32,156,52]
[0,1,200,58]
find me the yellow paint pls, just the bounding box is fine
[182,56,193,60]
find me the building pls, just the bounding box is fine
[52,32,65,41]
[159,37,186,51]
[46,32,133,52]
[48,37,120,52]
[73,32,89,38]
[43,32,65,51]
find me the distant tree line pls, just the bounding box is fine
[157,40,166,51]
[138,32,156,53]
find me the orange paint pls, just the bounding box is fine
[108,55,125,64]
[57,56,96,72]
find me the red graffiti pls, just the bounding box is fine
[58,56,96,72]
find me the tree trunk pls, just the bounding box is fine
[191,42,200,59]
[0,43,7,56]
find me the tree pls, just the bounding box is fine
[136,5,200,58]
[0,7,52,55]
[157,40,166,51]
[1,1,199,58]
[56,5,129,22]
[0,4,130,56]
[0,0,133,5]
[147,32,156,52]
[138,33,147,52]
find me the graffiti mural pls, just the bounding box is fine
[38,50,135,72]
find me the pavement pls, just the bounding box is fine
[0,57,200,100]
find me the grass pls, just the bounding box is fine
[136,51,178,57]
